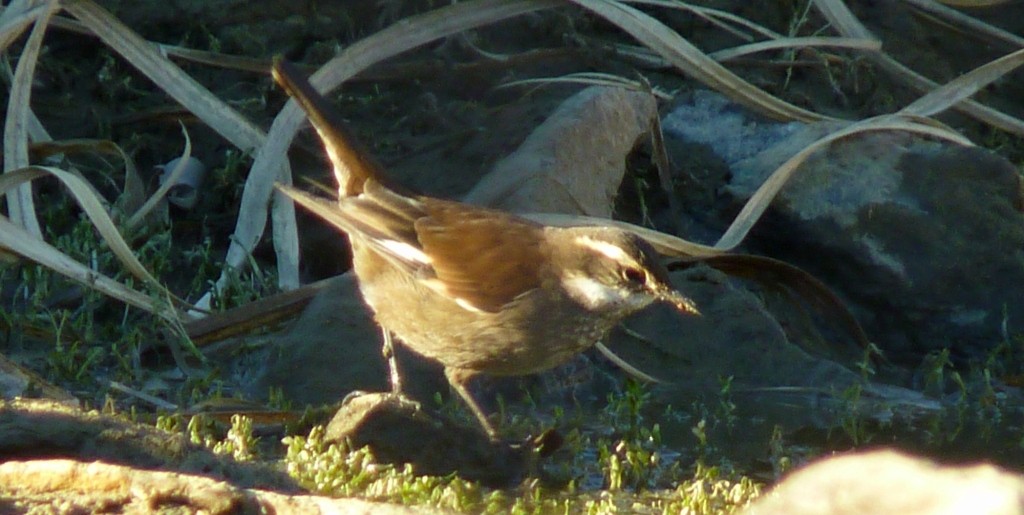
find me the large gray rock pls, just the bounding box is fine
[665,92,1024,365]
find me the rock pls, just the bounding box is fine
[746,449,1024,515]
[600,265,943,437]
[0,398,298,492]
[464,85,657,218]
[248,275,447,407]
[324,392,536,487]
[606,265,860,394]
[664,91,1024,365]
[0,459,424,514]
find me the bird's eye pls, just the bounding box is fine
[621,266,646,285]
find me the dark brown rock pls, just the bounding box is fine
[324,392,534,487]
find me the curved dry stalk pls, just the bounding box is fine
[20,138,146,220]
[0,215,178,322]
[0,166,191,322]
[569,0,836,123]
[715,115,970,252]
[124,124,192,229]
[155,44,270,73]
[689,253,873,362]
[197,0,561,311]
[625,0,784,41]
[61,0,265,152]
[25,10,274,73]
[813,0,1024,136]
[497,72,674,100]
[708,36,881,62]
[901,0,1024,48]
[526,114,972,258]
[0,0,47,52]
[3,0,57,238]
[595,342,662,382]
[522,211,722,256]
[901,47,1024,117]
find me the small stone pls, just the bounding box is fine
[324,392,532,486]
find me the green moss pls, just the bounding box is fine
[282,390,764,514]
[283,426,498,511]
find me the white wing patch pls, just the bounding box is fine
[379,239,432,264]
[575,236,631,262]
[420,278,487,313]
[454,297,486,313]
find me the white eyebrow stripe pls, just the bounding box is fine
[574,236,630,262]
[379,239,431,264]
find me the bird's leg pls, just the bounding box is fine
[381,329,403,395]
[445,368,499,440]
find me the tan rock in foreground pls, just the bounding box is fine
[747,449,1024,515]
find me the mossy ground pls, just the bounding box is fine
[3,0,1024,512]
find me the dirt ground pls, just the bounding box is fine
[4,0,1024,511]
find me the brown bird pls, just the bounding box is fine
[272,58,699,439]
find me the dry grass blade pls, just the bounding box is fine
[125,124,192,229]
[0,352,77,403]
[107,381,178,410]
[498,72,673,100]
[3,0,56,239]
[570,0,834,122]
[0,166,188,322]
[157,44,270,73]
[717,115,970,252]
[648,103,683,228]
[0,0,46,52]
[21,11,273,73]
[0,214,176,321]
[24,138,145,217]
[813,0,1024,136]
[526,114,971,258]
[708,36,881,62]
[902,47,1024,117]
[28,138,127,161]
[690,254,872,363]
[61,0,265,152]
[595,342,662,382]
[1,58,61,149]
[812,0,874,38]
[199,0,561,310]
[901,0,1024,48]
[522,211,722,257]
[625,0,781,41]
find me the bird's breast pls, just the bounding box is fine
[352,251,616,377]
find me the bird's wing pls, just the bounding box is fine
[414,199,546,313]
[278,181,547,313]
[275,182,427,278]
